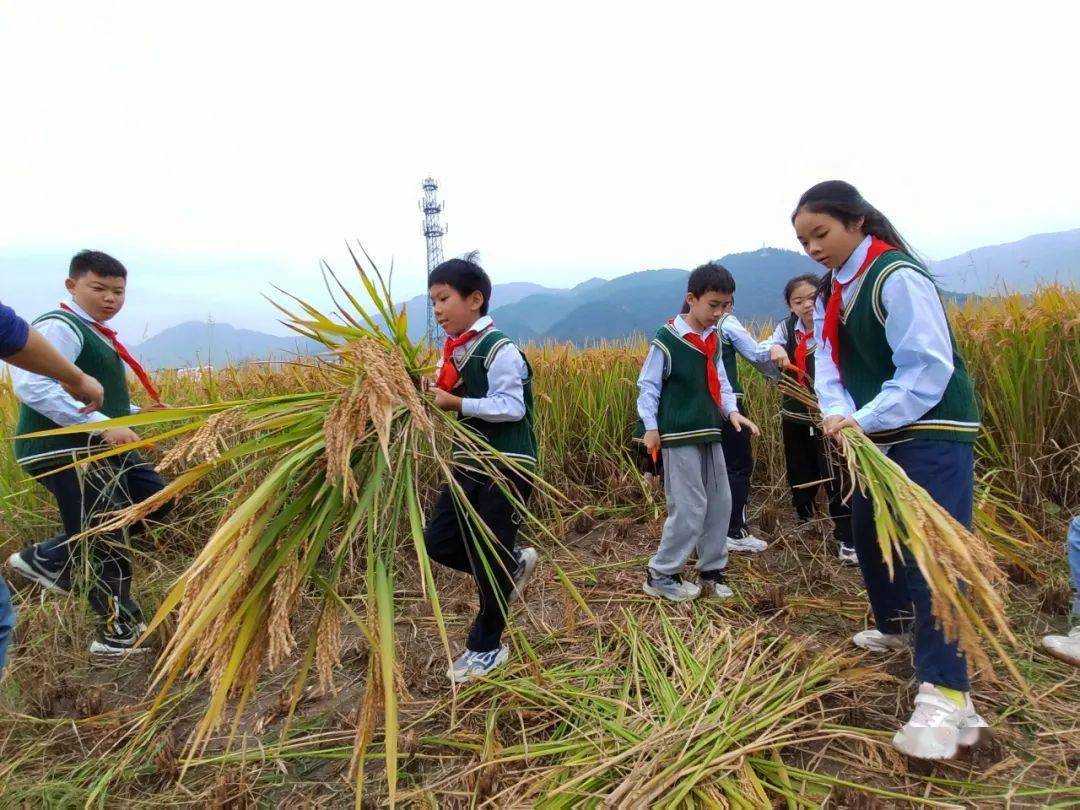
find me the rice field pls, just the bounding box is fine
[0,285,1077,807]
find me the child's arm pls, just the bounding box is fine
[850,269,954,435]
[759,320,791,370]
[11,317,112,428]
[459,344,527,423]
[636,344,665,451]
[723,314,779,379]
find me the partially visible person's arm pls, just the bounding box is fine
[1,305,104,412]
[11,319,107,419]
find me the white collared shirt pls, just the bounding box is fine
[636,314,738,430]
[812,235,956,434]
[720,313,779,380]
[12,300,121,427]
[436,315,528,423]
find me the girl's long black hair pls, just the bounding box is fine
[792,180,917,303]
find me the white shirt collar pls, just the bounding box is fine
[835,234,873,284]
[62,299,102,324]
[672,314,716,339]
[448,315,493,340]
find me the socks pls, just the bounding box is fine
[936,685,967,706]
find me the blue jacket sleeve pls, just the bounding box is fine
[0,301,31,358]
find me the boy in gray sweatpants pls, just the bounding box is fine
[637,263,760,601]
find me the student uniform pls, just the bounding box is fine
[423,316,537,654]
[815,235,980,690]
[637,316,737,577]
[11,301,172,638]
[760,313,852,548]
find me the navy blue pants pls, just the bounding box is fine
[721,400,753,538]
[852,439,972,691]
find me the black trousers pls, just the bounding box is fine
[35,451,171,628]
[720,400,753,538]
[781,419,852,548]
[423,468,531,653]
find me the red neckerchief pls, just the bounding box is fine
[60,302,161,404]
[793,324,812,387]
[669,318,722,409]
[822,237,894,370]
[435,324,487,392]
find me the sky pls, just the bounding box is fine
[2,1,1078,339]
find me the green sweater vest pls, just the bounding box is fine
[718,313,745,398]
[453,329,538,466]
[838,251,980,444]
[652,322,725,447]
[14,310,132,470]
[780,313,814,424]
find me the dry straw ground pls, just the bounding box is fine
[0,280,1077,807]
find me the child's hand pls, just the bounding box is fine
[728,412,760,436]
[101,427,140,446]
[769,345,790,370]
[60,371,105,414]
[431,387,462,412]
[643,429,661,455]
[823,414,861,440]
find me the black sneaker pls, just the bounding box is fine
[90,622,152,657]
[7,545,71,593]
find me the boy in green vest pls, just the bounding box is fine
[638,263,760,601]
[6,251,173,657]
[426,253,539,683]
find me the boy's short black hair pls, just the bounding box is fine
[427,251,492,315]
[687,262,735,298]
[69,250,127,280]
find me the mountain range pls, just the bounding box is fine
[129,227,1078,368]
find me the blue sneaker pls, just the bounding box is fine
[447,645,510,684]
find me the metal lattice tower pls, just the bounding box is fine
[420,177,447,342]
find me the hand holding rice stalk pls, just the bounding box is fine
[776,374,1021,684]
[21,246,565,802]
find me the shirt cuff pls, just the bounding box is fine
[641,416,658,431]
[459,398,478,418]
[851,407,878,434]
[722,402,737,418]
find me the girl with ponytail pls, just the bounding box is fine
[791,181,985,761]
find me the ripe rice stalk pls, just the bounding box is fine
[777,375,1020,683]
[18,245,569,805]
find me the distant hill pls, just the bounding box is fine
[131,321,322,370]
[492,248,822,344]
[930,228,1080,293]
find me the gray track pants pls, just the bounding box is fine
[648,442,731,576]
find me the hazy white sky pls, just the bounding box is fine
[2,1,1078,338]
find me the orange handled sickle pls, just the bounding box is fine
[650,447,659,465]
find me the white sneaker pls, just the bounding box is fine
[838,544,859,565]
[700,574,734,599]
[1042,625,1080,667]
[447,645,510,684]
[510,546,539,604]
[643,569,701,602]
[726,534,768,553]
[893,683,988,760]
[852,629,910,653]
